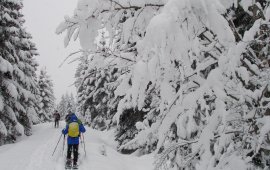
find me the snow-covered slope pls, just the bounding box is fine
[0,122,154,170]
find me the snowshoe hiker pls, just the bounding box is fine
[62,113,86,169]
[53,110,61,128]
[65,110,73,124]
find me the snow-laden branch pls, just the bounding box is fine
[154,130,244,170]
[101,1,164,13]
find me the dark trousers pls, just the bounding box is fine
[54,120,59,128]
[67,144,79,164]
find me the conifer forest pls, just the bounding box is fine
[0,0,270,170]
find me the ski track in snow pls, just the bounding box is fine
[0,122,154,170]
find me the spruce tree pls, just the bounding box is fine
[0,0,41,144]
[38,68,55,120]
[57,95,67,117]
[66,93,76,113]
[57,92,76,117]
[74,30,122,130]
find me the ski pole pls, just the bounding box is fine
[80,135,83,149]
[62,135,66,156]
[82,133,86,157]
[52,133,63,156]
[80,134,85,154]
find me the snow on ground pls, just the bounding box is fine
[0,122,154,170]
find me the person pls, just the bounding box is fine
[65,110,73,123]
[62,113,86,169]
[53,110,60,128]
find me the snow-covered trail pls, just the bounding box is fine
[0,122,154,170]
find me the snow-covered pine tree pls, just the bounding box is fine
[34,86,46,122]
[74,28,123,130]
[58,0,270,169]
[56,0,163,144]
[16,28,41,128]
[75,56,114,130]
[0,0,41,145]
[57,95,67,117]
[65,92,76,114]
[75,56,89,91]
[22,31,42,125]
[57,92,76,117]
[38,68,55,120]
[75,55,92,118]
[91,66,122,130]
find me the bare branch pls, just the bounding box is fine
[58,50,84,68]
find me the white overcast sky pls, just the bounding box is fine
[22,0,80,102]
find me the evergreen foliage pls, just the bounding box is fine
[0,0,41,145]
[57,92,76,117]
[37,68,55,120]
[58,0,270,169]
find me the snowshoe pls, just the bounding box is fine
[73,163,78,169]
[65,159,72,169]
[65,164,72,169]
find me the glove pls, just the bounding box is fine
[62,129,65,134]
